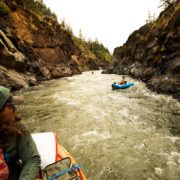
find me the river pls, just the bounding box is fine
[16,70,180,180]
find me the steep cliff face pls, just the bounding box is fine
[105,1,180,99]
[0,1,107,90]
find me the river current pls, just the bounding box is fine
[16,71,180,180]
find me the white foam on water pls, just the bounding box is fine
[116,120,128,126]
[147,178,153,180]
[134,143,145,150]
[66,101,78,106]
[167,151,180,165]
[53,94,80,106]
[117,107,129,117]
[166,136,180,143]
[167,161,177,166]
[132,115,139,120]
[158,151,180,167]
[71,130,112,151]
[154,167,164,176]
[82,130,111,140]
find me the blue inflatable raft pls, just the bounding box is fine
[112,82,134,90]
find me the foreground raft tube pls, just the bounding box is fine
[57,143,86,180]
[32,132,86,180]
[112,82,134,90]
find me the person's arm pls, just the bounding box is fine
[16,124,41,180]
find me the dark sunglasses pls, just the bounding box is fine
[0,99,16,112]
[6,102,16,109]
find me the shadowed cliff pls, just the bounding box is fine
[0,0,110,90]
[104,1,180,100]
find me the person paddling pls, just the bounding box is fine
[0,86,41,180]
[119,75,127,84]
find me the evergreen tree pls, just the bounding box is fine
[146,10,156,23]
[89,38,112,62]
[79,29,83,40]
[14,0,57,19]
[159,0,176,8]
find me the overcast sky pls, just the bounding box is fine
[43,0,163,53]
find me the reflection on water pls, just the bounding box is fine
[17,71,180,180]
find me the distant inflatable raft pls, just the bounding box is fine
[112,82,134,90]
[32,132,86,180]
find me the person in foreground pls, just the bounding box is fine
[0,86,41,180]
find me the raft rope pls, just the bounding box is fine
[47,164,81,180]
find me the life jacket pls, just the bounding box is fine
[0,149,9,180]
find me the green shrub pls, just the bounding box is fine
[16,0,57,20]
[0,1,11,15]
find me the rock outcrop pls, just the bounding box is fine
[104,1,180,100]
[0,0,108,90]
